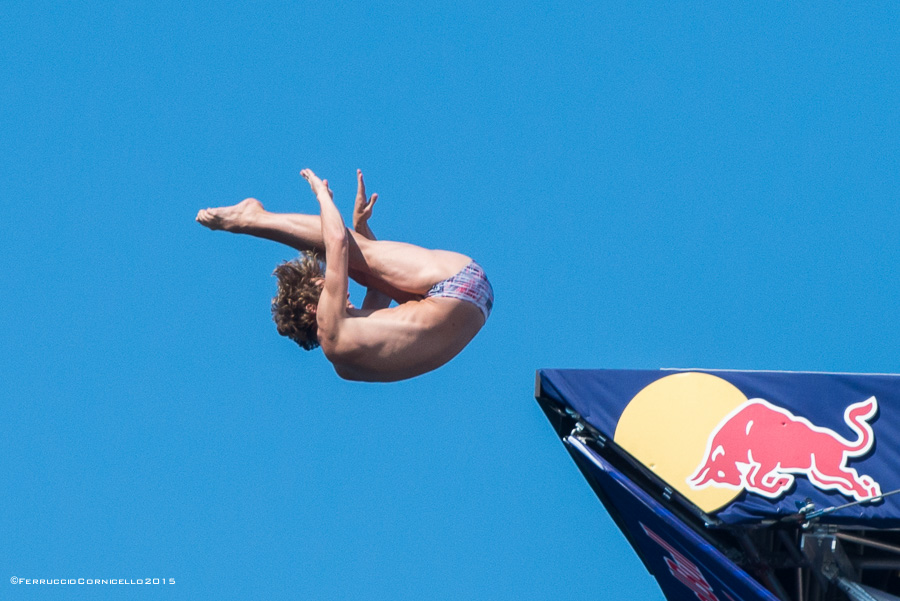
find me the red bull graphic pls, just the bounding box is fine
[641,522,720,601]
[688,396,881,502]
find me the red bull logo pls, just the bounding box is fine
[641,523,720,601]
[687,396,881,502]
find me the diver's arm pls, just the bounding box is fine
[353,169,391,310]
[301,169,349,347]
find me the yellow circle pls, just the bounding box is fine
[614,372,748,513]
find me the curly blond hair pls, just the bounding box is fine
[271,252,324,350]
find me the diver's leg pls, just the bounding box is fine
[197,199,426,301]
[197,198,324,252]
[196,200,470,295]
[351,237,472,295]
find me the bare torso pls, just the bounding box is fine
[319,297,486,382]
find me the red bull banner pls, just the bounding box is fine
[566,436,779,601]
[538,369,900,525]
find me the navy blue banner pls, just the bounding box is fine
[567,437,779,601]
[539,369,900,525]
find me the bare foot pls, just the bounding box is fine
[196,198,264,232]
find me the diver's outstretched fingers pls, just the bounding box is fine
[357,169,366,199]
[354,169,378,232]
[300,168,331,198]
[300,168,321,187]
[356,170,377,210]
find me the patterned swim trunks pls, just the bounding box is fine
[425,261,494,321]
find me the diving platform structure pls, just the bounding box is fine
[536,369,900,601]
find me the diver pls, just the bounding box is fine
[196,168,492,382]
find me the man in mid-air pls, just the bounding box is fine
[196,168,493,382]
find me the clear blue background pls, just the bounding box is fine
[3,2,899,599]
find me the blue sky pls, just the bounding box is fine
[3,2,900,600]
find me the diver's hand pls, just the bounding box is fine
[352,169,378,238]
[300,168,333,202]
